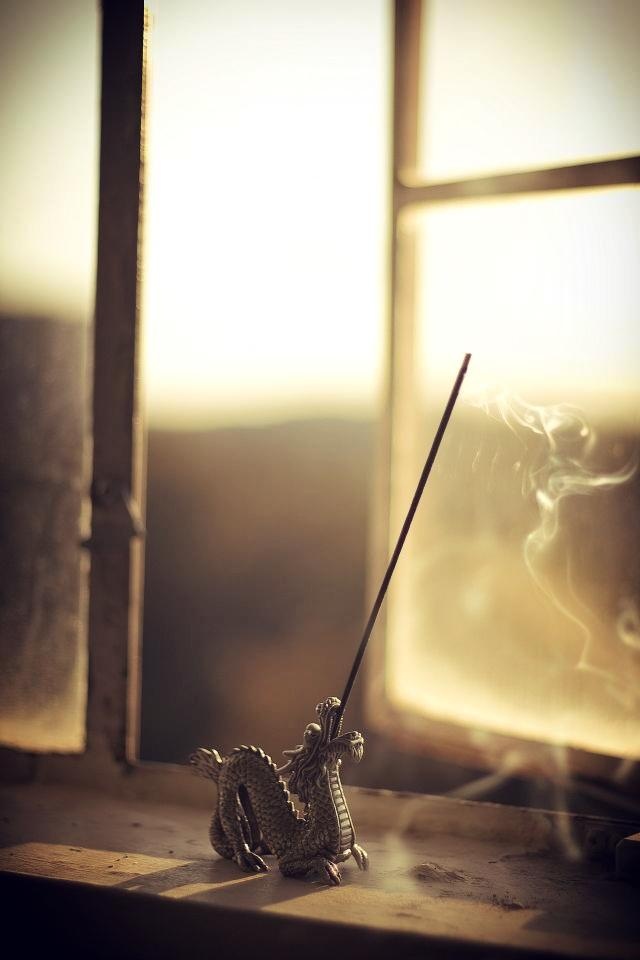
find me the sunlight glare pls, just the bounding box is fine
[143,0,389,427]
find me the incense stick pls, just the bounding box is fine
[335,352,471,732]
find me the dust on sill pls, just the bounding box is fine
[0,782,638,959]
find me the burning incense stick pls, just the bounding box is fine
[334,352,472,732]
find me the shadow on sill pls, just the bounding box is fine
[1,782,639,960]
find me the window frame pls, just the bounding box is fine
[3,0,638,803]
[28,0,153,791]
[0,0,190,800]
[365,0,640,785]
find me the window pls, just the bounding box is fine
[3,0,638,818]
[376,0,640,787]
[0,0,147,777]
[0,0,99,753]
[138,0,389,764]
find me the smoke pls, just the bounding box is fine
[617,595,640,651]
[447,748,522,801]
[449,389,639,841]
[469,390,637,690]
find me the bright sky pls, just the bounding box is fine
[0,0,389,428]
[0,0,99,326]
[2,0,638,428]
[420,0,640,181]
[413,186,640,412]
[142,0,390,426]
[413,0,640,410]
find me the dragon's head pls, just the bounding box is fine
[278,697,364,804]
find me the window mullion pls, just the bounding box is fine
[396,155,640,209]
[85,0,147,766]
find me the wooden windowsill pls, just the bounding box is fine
[1,782,639,959]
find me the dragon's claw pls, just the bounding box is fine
[352,843,369,871]
[309,857,341,886]
[234,850,268,873]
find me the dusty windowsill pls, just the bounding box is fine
[1,782,639,959]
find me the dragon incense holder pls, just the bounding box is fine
[190,354,470,886]
[190,696,367,885]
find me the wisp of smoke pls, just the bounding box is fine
[617,596,640,652]
[468,389,637,685]
[452,389,639,841]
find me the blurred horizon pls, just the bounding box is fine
[4,2,639,432]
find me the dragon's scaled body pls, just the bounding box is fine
[190,697,368,885]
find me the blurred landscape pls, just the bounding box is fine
[140,404,640,811]
[140,418,374,765]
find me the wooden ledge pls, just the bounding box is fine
[1,782,639,959]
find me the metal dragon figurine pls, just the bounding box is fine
[190,355,470,887]
[190,696,368,885]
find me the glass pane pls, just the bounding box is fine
[140,0,388,762]
[387,187,640,761]
[414,187,639,402]
[0,0,98,751]
[417,0,640,182]
[143,0,388,427]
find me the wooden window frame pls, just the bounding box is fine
[0,0,194,802]
[3,0,638,803]
[365,0,640,787]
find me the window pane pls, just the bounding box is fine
[417,0,640,182]
[414,187,639,402]
[387,187,640,760]
[143,0,387,427]
[140,0,387,762]
[0,0,98,751]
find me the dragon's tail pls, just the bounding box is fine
[189,747,223,783]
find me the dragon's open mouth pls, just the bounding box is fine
[316,697,364,764]
[326,731,364,765]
